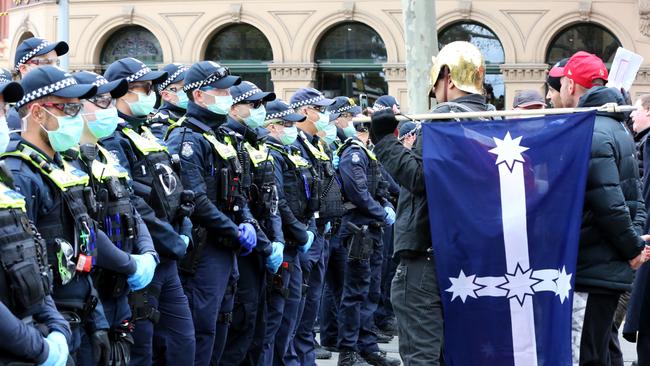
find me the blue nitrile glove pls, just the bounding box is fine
[179,217,193,251]
[128,253,157,290]
[324,221,332,235]
[299,231,315,253]
[332,154,340,170]
[384,206,396,226]
[266,242,284,273]
[40,331,68,366]
[238,223,257,256]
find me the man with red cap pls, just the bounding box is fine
[559,51,650,365]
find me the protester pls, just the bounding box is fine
[512,89,546,110]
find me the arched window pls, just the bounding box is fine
[205,24,273,91]
[100,26,163,70]
[17,32,34,45]
[439,22,505,110]
[315,22,388,105]
[546,23,621,66]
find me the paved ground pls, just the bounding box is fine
[316,325,640,365]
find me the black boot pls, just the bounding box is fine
[315,343,332,360]
[338,351,372,366]
[360,351,401,366]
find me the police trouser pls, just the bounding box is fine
[181,244,236,366]
[212,270,237,365]
[219,251,267,366]
[337,230,383,354]
[261,248,302,366]
[320,230,346,347]
[375,224,397,328]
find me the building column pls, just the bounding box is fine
[500,64,549,109]
[383,62,408,111]
[631,66,650,99]
[269,63,318,101]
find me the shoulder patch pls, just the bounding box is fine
[108,150,121,163]
[181,141,194,157]
[351,152,361,163]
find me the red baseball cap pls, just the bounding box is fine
[563,51,609,88]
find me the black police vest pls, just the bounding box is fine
[297,133,346,219]
[120,126,183,223]
[0,183,51,314]
[2,144,97,286]
[337,139,382,199]
[267,142,317,222]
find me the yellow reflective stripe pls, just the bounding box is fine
[244,142,273,167]
[203,133,238,159]
[301,136,329,161]
[0,183,26,211]
[122,128,167,155]
[93,145,130,181]
[287,153,310,168]
[2,149,89,191]
[349,140,377,161]
[164,117,185,141]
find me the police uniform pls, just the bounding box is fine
[7,37,69,131]
[335,135,399,366]
[164,61,259,366]
[286,88,345,365]
[259,100,317,365]
[1,66,129,359]
[0,71,72,365]
[102,58,196,366]
[149,63,189,140]
[220,81,280,366]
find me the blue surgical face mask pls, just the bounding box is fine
[175,91,189,110]
[244,105,267,129]
[322,123,337,145]
[0,117,9,153]
[314,112,331,131]
[126,91,157,116]
[280,126,298,145]
[205,93,233,115]
[42,109,84,152]
[343,125,357,139]
[84,107,119,139]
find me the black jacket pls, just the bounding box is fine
[373,94,491,257]
[576,86,646,292]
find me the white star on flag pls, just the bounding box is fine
[498,264,540,306]
[446,270,483,303]
[489,132,529,171]
[554,266,573,304]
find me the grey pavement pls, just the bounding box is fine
[316,325,640,365]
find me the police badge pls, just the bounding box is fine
[181,141,194,157]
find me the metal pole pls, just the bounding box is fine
[353,103,635,123]
[401,0,437,114]
[58,0,69,71]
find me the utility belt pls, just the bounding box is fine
[178,225,238,276]
[345,222,381,261]
[92,268,128,299]
[129,287,160,324]
[56,294,99,327]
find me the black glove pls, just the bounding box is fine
[91,329,111,366]
[110,331,134,366]
[370,109,399,143]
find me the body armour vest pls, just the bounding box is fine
[0,182,51,314]
[297,133,346,219]
[336,139,384,200]
[120,126,183,223]
[2,144,97,287]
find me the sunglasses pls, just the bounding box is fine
[37,102,83,117]
[339,112,354,119]
[238,100,265,109]
[270,120,295,128]
[88,95,114,109]
[26,58,60,67]
[308,105,328,113]
[128,82,153,95]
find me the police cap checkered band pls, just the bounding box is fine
[15,40,50,71]
[266,108,296,120]
[158,65,188,92]
[16,77,78,108]
[289,95,326,109]
[126,65,153,83]
[94,75,109,87]
[372,104,390,111]
[0,76,11,84]
[334,104,356,114]
[233,87,263,104]
[183,72,222,92]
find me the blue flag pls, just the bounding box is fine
[422,111,596,366]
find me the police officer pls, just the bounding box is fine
[370,41,492,366]
[70,71,163,365]
[0,66,151,363]
[261,99,317,365]
[150,63,189,140]
[220,81,282,365]
[288,87,345,365]
[0,68,71,366]
[164,61,258,366]
[320,97,362,352]
[102,58,195,366]
[7,37,69,130]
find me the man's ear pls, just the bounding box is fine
[193,90,203,105]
